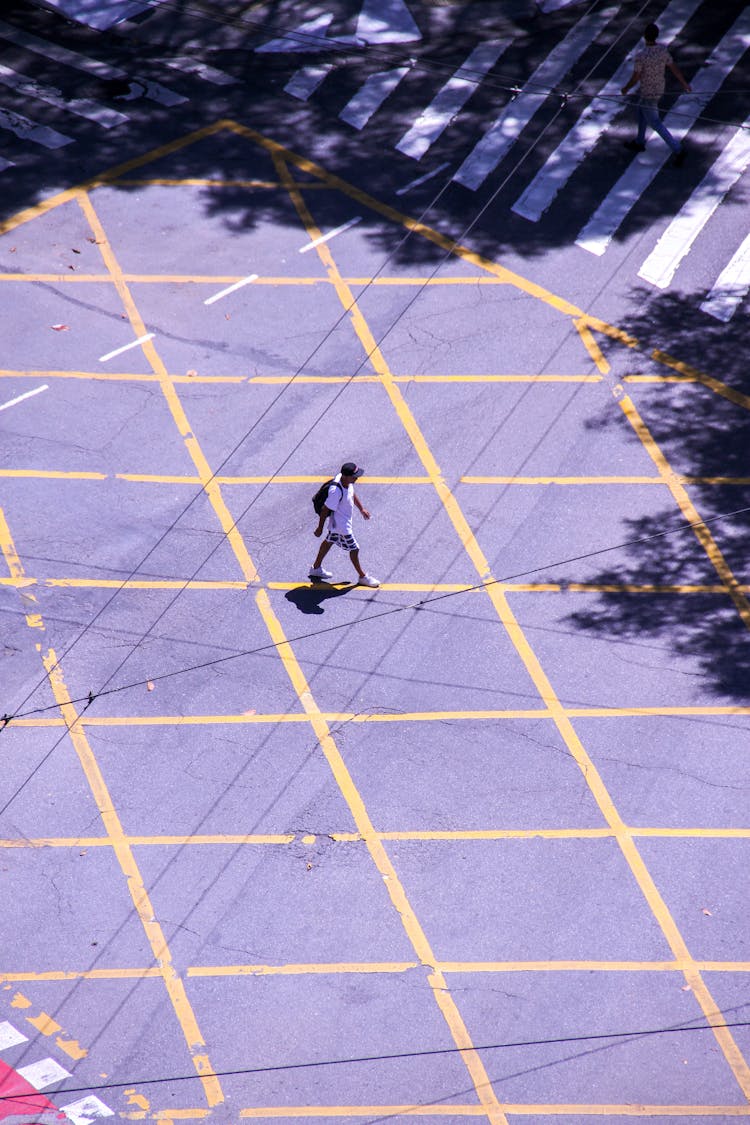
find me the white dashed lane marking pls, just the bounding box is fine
[99,333,155,363]
[0,384,49,413]
[298,216,362,253]
[204,274,258,305]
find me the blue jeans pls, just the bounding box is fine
[637,97,681,153]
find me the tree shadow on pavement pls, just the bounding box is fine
[2,0,748,266]
[565,287,750,701]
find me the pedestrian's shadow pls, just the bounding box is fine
[285,582,354,615]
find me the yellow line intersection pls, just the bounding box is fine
[1,121,748,1122]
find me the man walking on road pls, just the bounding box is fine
[310,462,380,587]
[621,22,692,166]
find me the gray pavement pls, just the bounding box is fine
[1,4,750,1125]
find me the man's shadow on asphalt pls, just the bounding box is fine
[285,582,355,615]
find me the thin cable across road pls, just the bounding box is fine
[5,501,750,725]
[0,1014,748,1101]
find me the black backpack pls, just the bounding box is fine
[312,478,343,516]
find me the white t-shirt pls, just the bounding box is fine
[325,474,354,534]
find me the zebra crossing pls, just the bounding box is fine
[0,1017,113,1123]
[0,13,235,167]
[278,0,750,322]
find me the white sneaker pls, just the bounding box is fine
[309,567,333,580]
[358,574,380,588]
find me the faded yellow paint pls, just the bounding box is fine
[26,1011,61,1035]
[76,189,259,587]
[256,580,510,1125]
[278,171,750,1099]
[620,395,750,632]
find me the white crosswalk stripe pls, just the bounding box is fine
[256,13,336,54]
[0,19,186,107]
[576,7,750,255]
[0,105,72,149]
[396,40,508,161]
[511,0,703,222]
[454,6,614,190]
[284,64,334,101]
[638,116,750,290]
[153,56,238,86]
[0,63,128,128]
[700,229,750,323]
[356,0,421,44]
[340,66,410,130]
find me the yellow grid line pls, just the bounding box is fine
[2,826,750,850]
[268,153,510,1125]
[2,122,748,1120]
[0,369,603,384]
[4,960,750,984]
[4,467,750,486]
[116,1107,750,1120]
[6,703,750,730]
[279,163,750,1102]
[0,511,223,1107]
[234,1108,750,1118]
[5,575,750,595]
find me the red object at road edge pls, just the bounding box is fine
[0,1059,66,1121]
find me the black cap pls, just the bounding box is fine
[341,462,364,479]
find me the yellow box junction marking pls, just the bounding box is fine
[1,120,749,1120]
[0,512,223,1108]
[269,154,750,1100]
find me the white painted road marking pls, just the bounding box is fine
[396,41,508,161]
[0,106,73,149]
[701,229,750,322]
[0,1021,28,1049]
[60,1094,115,1123]
[396,160,451,195]
[299,216,362,253]
[284,64,334,101]
[576,8,750,255]
[453,7,614,191]
[638,117,750,290]
[204,274,259,305]
[0,18,117,77]
[156,56,238,86]
[340,66,409,129]
[0,384,49,413]
[512,0,703,221]
[356,0,421,44]
[0,63,128,128]
[256,13,334,53]
[17,1057,71,1089]
[99,333,155,362]
[0,20,186,107]
[132,78,188,108]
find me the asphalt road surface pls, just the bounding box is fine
[1,2,750,1124]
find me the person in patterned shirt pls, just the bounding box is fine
[621,22,692,166]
